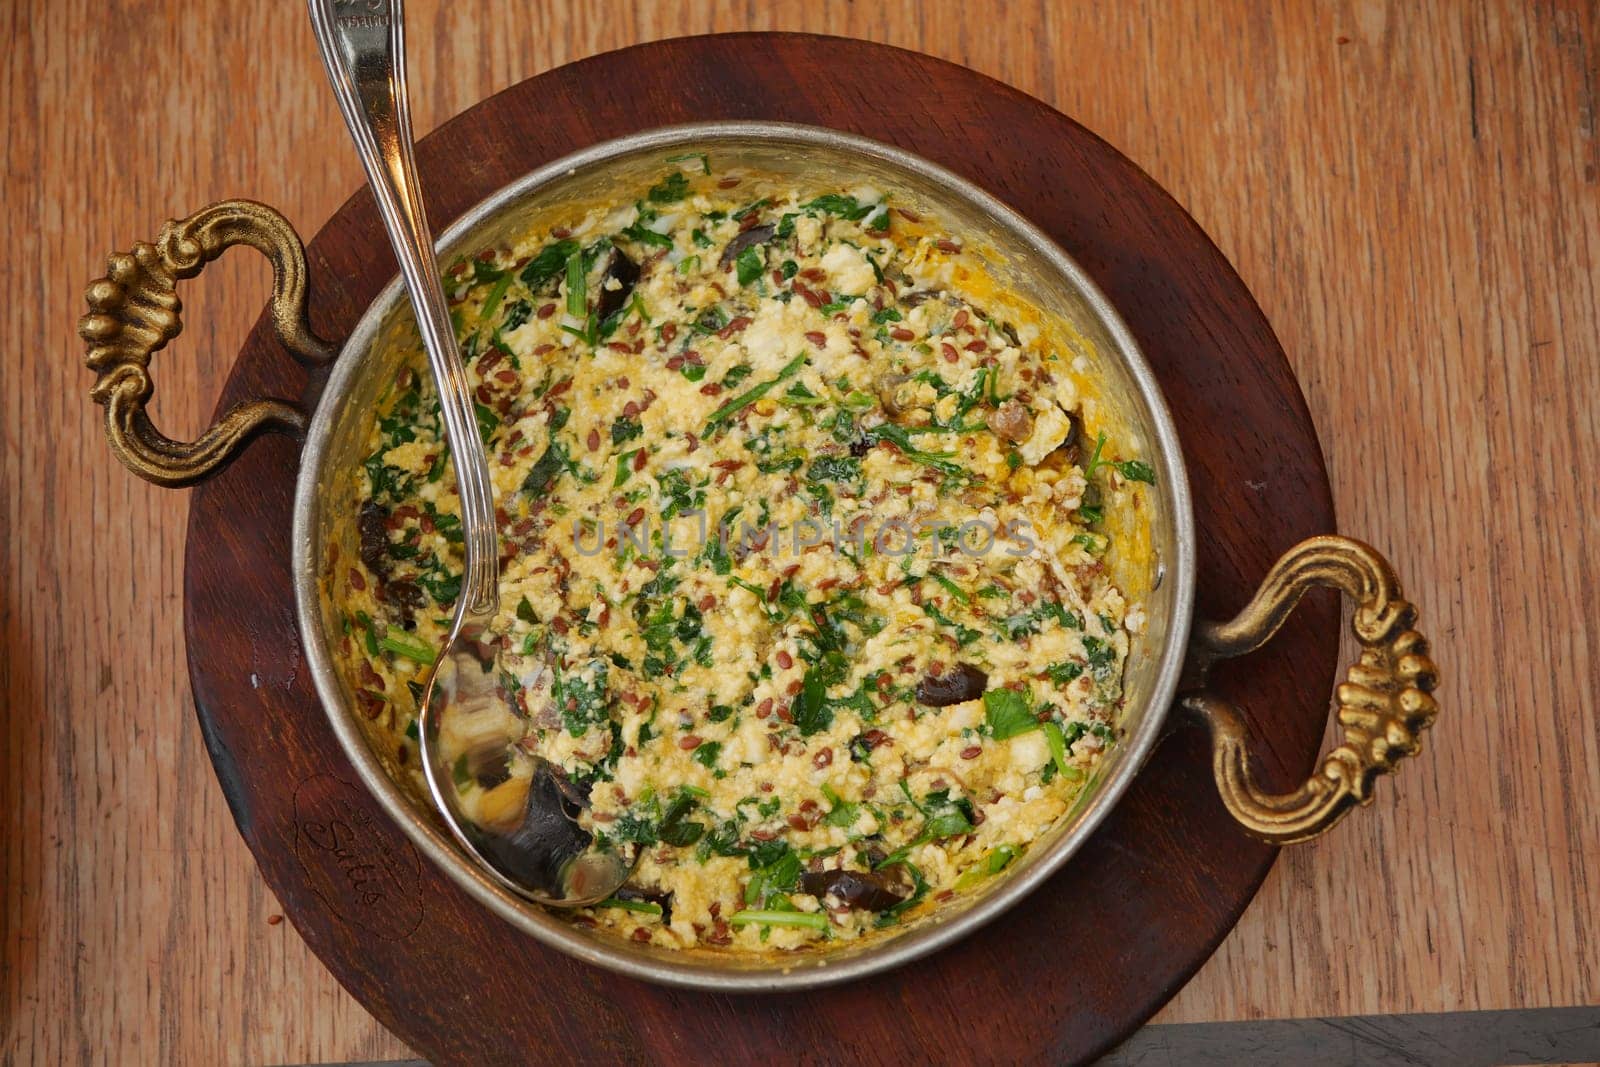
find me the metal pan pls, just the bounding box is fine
[81,122,1438,992]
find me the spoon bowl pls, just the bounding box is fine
[419,620,636,904]
[307,0,634,907]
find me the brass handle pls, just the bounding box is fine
[79,199,336,488]
[1181,535,1439,843]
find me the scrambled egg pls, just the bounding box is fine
[327,160,1155,954]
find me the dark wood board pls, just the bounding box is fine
[182,33,1338,1066]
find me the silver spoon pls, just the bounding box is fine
[308,0,634,905]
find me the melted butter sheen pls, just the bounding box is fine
[331,164,1153,954]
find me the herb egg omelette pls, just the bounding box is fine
[327,154,1156,953]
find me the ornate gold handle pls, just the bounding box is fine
[79,199,336,488]
[1181,535,1439,844]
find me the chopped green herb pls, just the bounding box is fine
[647,171,690,203]
[744,842,802,907]
[806,454,861,487]
[623,218,675,249]
[1082,635,1118,678]
[522,437,569,495]
[519,239,579,290]
[781,382,828,407]
[928,571,970,604]
[473,401,499,444]
[613,449,639,487]
[564,247,587,317]
[1045,661,1085,686]
[876,787,976,867]
[735,245,764,286]
[554,661,611,738]
[1115,458,1156,483]
[1044,720,1088,784]
[611,416,643,446]
[469,258,506,285]
[984,688,1038,740]
[658,788,706,846]
[728,575,769,602]
[693,307,729,335]
[728,909,828,931]
[792,665,832,736]
[1069,532,1107,556]
[821,784,862,829]
[802,193,875,221]
[954,844,1019,890]
[921,602,983,646]
[864,421,965,478]
[702,354,807,435]
[1081,430,1157,487]
[378,633,435,665]
[479,273,514,321]
[501,299,532,332]
[1002,601,1081,640]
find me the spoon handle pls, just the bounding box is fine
[308,0,498,621]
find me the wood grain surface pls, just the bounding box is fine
[4,2,1596,1063]
[177,31,1338,1067]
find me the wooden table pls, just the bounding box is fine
[5,2,1596,1062]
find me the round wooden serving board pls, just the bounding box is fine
[183,34,1338,1066]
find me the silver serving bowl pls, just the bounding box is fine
[81,121,1438,993]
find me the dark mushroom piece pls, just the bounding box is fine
[916,662,988,707]
[800,867,911,912]
[874,372,911,416]
[718,223,775,269]
[357,499,392,576]
[594,247,641,322]
[1063,410,1082,449]
[899,289,944,308]
[1058,410,1083,465]
[379,577,425,617]
[986,399,1033,443]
